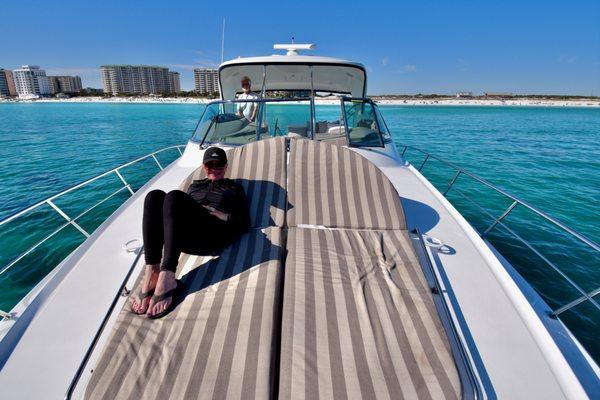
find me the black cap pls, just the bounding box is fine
[203,147,227,164]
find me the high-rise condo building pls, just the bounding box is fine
[169,71,181,93]
[194,68,220,94]
[48,76,83,94]
[101,65,178,95]
[0,69,17,96]
[13,65,51,98]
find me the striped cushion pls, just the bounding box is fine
[280,227,461,400]
[287,139,406,229]
[85,227,283,400]
[180,137,287,228]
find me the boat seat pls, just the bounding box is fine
[287,124,309,137]
[179,137,287,228]
[279,227,461,399]
[287,138,406,229]
[281,140,460,398]
[313,133,347,146]
[84,227,284,400]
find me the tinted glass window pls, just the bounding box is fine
[343,100,384,147]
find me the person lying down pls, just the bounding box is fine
[130,147,250,318]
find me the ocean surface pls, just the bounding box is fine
[0,103,598,360]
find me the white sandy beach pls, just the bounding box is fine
[373,98,600,107]
[1,96,599,107]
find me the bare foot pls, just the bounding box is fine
[130,264,159,314]
[147,270,177,318]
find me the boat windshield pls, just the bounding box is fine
[342,98,391,147]
[192,97,391,147]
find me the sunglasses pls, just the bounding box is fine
[205,162,226,169]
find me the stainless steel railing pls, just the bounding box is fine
[0,145,185,313]
[400,144,600,318]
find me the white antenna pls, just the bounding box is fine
[220,18,225,64]
[273,43,315,56]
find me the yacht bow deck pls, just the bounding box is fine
[0,137,594,399]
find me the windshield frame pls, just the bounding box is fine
[192,96,389,148]
[339,96,387,148]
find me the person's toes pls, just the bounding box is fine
[146,301,154,316]
[147,299,170,317]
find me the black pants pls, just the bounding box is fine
[143,190,232,272]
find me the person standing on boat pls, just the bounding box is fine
[131,147,250,318]
[236,76,259,121]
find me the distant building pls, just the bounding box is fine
[48,77,60,94]
[169,71,180,93]
[13,65,51,98]
[100,65,176,95]
[48,75,83,94]
[456,91,473,98]
[194,68,219,94]
[0,69,17,96]
[5,70,16,96]
[484,92,513,98]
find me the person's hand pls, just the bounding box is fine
[203,205,230,222]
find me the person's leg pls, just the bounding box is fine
[182,215,232,255]
[131,190,165,314]
[143,189,167,265]
[160,190,215,271]
[148,190,215,317]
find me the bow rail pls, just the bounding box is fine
[400,144,600,318]
[0,145,185,315]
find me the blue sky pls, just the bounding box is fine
[1,0,599,95]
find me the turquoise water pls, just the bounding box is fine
[0,103,598,360]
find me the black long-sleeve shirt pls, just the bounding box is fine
[187,178,251,235]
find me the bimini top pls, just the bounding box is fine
[219,44,367,99]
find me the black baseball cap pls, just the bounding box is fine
[203,147,227,165]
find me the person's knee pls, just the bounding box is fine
[164,190,187,202]
[163,190,189,215]
[144,189,166,208]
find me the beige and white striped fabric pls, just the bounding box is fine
[287,139,406,229]
[85,227,283,400]
[179,137,287,228]
[280,227,461,400]
[86,137,462,399]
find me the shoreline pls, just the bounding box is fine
[1,96,598,108]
